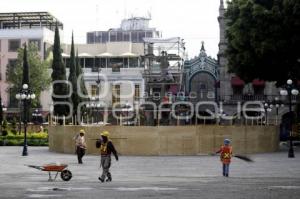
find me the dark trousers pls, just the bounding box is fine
[223,163,230,176]
[100,155,111,180]
[76,146,85,164]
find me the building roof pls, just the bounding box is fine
[0,12,63,30]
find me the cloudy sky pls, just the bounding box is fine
[0,0,223,58]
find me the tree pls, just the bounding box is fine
[76,50,88,99]
[225,0,300,85]
[76,50,88,120]
[68,33,79,124]
[6,44,51,107]
[51,24,69,120]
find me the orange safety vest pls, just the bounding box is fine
[100,142,108,155]
[220,146,232,164]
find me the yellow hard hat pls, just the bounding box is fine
[101,130,110,137]
[80,129,85,134]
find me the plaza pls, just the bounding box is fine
[0,146,300,199]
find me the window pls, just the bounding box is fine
[91,85,98,97]
[87,32,95,43]
[29,39,41,50]
[117,32,123,41]
[8,39,21,52]
[112,84,120,105]
[95,32,102,43]
[129,58,139,68]
[146,31,153,38]
[85,58,94,68]
[109,32,117,42]
[131,32,138,42]
[134,85,140,101]
[138,31,145,42]
[7,59,18,75]
[112,64,121,72]
[102,32,109,43]
[111,58,123,71]
[123,32,130,41]
[9,88,18,108]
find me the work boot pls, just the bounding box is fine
[106,173,112,182]
[98,177,104,182]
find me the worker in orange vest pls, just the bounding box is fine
[216,139,232,177]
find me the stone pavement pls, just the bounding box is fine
[0,146,300,199]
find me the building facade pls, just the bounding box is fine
[62,17,163,110]
[0,12,63,111]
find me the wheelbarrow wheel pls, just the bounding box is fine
[61,169,72,181]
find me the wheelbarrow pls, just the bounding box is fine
[26,163,72,181]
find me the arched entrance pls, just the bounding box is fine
[184,42,219,104]
[189,71,217,103]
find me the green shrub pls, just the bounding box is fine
[11,129,17,135]
[1,130,8,136]
[11,117,17,133]
[0,132,48,146]
[6,139,22,146]
[2,119,8,129]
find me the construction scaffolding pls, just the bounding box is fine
[142,37,186,104]
[0,12,63,30]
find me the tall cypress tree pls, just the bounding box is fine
[75,50,88,123]
[51,24,69,122]
[76,50,88,98]
[68,32,79,124]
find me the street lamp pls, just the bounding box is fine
[263,102,273,125]
[87,97,97,124]
[273,97,284,125]
[125,101,130,126]
[280,79,299,158]
[16,83,36,156]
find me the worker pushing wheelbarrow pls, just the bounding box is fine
[26,163,72,181]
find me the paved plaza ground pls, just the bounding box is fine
[0,146,300,199]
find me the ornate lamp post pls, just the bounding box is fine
[273,97,284,125]
[15,44,36,156]
[16,84,36,156]
[263,102,273,125]
[280,79,299,158]
[125,101,130,126]
[87,97,98,124]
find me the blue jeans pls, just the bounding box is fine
[223,164,230,176]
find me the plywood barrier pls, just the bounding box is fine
[48,125,279,155]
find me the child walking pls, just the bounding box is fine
[216,139,232,177]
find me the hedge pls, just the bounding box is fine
[0,132,48,146]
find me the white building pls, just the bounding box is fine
[62,17,161,108]
[0,12,63,112]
